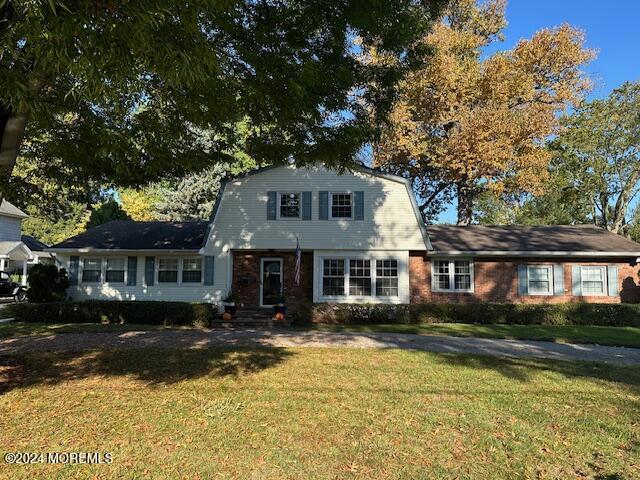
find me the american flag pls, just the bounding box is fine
[294,236,301,286]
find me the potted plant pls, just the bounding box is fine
[221,291,237,315]
[272,293,286,317]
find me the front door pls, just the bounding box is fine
[260,258,283,306]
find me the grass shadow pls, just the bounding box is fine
[0,347,294,395]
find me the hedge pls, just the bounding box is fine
[6,301,217,327]
[307,303,640,327]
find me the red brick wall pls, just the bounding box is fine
[232,251,313,310]
[409,252,640,304]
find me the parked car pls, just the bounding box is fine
[0,271,27,302]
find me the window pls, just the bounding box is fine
[432,259,473,292]
[322,259,345,296]
[82,258,102,283]
[158,258,179,283]
[105,258,126,283]
[376,260,398,296]
[349,259,371,296]
[581,266,606,295]
[527,265,552,295]
[433,260,450,290]
[279,192,301,218]
[182,258,202,283]
[331,193,352,219]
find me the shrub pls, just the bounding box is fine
[307,303,640,327]
[27,264,70,302]
[8,301,217,327]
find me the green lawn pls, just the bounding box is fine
[310,323,640,348]
[1,347,639,479]
[0,322,167,338]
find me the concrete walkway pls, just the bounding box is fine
[1,329,639,365]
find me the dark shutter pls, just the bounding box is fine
[607,265,619,296]
[68,256,79,285]
[517,264,528,295]
[319,191,329,220]
[302,191,312,220]
[267,191,277,220]
[145,256,155,286]
[571,265,582,296]
[204,256,215,286]
[127,256,137,286]
[553,264,564,295]
[354,191,364,220]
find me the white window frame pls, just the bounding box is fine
[375,259,399,297]
[329,192,353,220]
[105,257,127,285]
[181,257,203,284]
[580,265,608,296]
[277,192,302,220]
[322,258,347,297]
[431,258,474,293]
[526,265,553,296]
[81,257,103,284]
[157,257,180,284]
[320,256,401,300]
[348,258,372,297]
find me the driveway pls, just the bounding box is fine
[1,329,639,365]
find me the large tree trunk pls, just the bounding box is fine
[610,169,640,234]
[456,180,474,225]
[0,105,28,203]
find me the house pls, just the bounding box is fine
[49,164,640,307]
[0,200,54,285]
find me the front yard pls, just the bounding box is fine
[1,347,639,479]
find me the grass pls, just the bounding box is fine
[0,347,639,479]
[309,323,640,348]
[0,322,170,338]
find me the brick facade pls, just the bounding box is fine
[232,250,313,310]
[409,252,640,304]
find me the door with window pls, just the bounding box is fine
[261,258,283,306]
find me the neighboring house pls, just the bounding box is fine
[49,164,640,307]
[0,200,54,284]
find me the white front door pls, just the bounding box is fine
[260,258,283,307]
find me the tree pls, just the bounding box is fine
[119,187,163,222]
[374,0,595,224]
[1,0,447,203]
[548,81,640,234]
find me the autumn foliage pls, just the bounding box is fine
[375,0,596,224]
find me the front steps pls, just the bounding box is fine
[212,308,284,328]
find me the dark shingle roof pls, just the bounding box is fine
[427,224,640,255]
[21,235,49,252]
[50,221,208,251]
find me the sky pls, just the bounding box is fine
[437,0,640,223]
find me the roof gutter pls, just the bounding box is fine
[47,248,201,254]
[431,250,640,258]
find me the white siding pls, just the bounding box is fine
[58,254,220,303]
[204,165,426,252]
[0,215,22,242]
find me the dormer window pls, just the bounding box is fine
[330,193,352,219]
[279,193,301,218]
